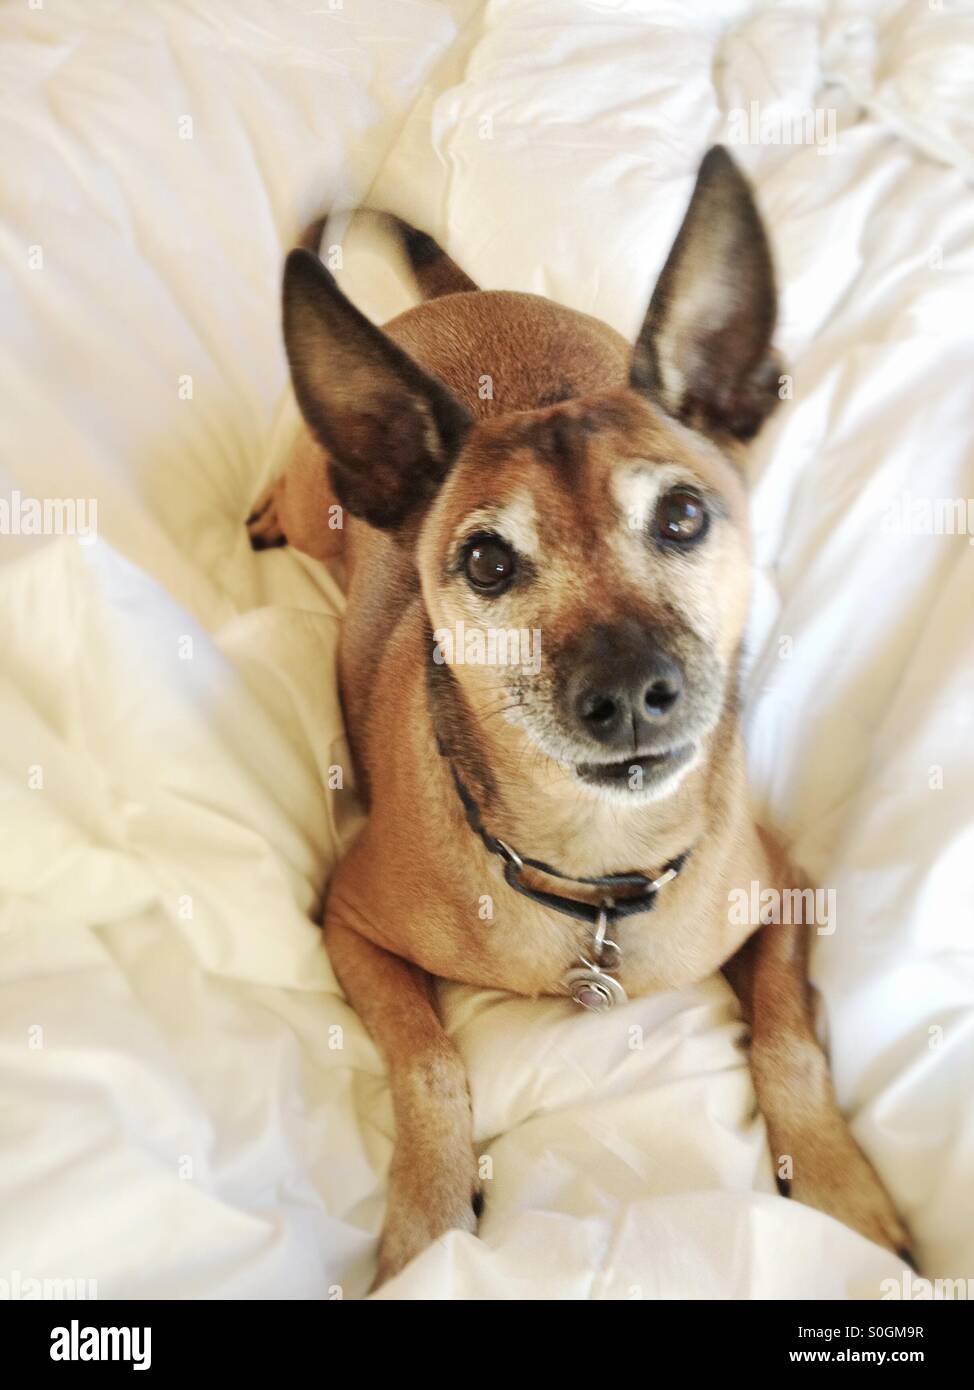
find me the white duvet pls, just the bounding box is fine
[1,0,972,1300]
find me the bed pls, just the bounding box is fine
[1,0,972,1299]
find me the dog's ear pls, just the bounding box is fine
[282,249,471,530]
[631,146,780,442]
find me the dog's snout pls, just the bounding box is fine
[568,627,684,751]
[644,668,682,716]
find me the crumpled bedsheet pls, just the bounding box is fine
[1,0,972,1298]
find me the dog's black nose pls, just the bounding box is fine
[643,668,682,716]
[570,633,684,750]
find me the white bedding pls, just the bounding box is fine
[1,0,972,1299]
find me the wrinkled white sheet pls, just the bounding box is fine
[1,0,972,1299]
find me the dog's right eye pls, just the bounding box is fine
[654,487,709,545]
[462,534,516,594]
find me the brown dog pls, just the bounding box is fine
[250,147,910,1287]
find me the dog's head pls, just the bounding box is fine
[284,147,780,804]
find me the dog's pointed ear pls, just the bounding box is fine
[630,146,781,442]
[282,249,471,530]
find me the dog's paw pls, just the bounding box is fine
[246,484,287,550]
[371,1148,481,1290]
[786,1129,911,1261]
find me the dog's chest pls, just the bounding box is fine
[441,857,742,1000]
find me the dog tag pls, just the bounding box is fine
[564,965,628,1012]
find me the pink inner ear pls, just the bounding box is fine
[631,147,779,444]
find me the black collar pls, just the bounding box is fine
[447,762,690,928]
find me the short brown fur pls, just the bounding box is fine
[252,150,910,1286]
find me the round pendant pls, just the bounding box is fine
[564,966,628,1012]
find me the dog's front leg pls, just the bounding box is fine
[324,916,479,1289]
[724,922,912,1261]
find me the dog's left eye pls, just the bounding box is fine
[462,534,516,594]
[655,487,708,544]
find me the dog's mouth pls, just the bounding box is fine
[572,743,695,790]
